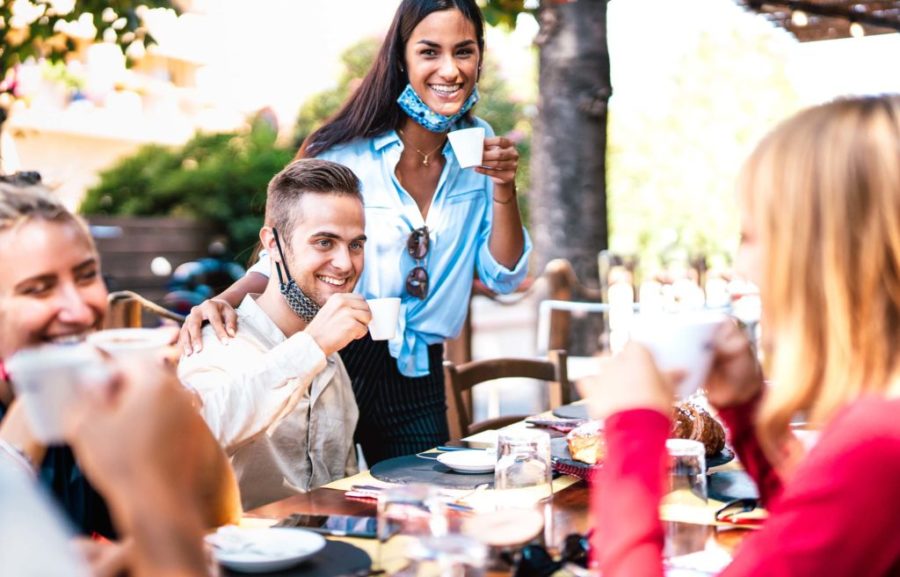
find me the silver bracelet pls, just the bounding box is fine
[0,438,36,475]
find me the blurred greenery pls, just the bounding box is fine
[82,36,533,260]
[0,1,173,86]
[80,120,293,262]
[479,0,530,29]
[606,24,801,278]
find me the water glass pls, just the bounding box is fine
[662,439,709,558]
[377,484,446,573]
[492,429,553,545]
[396,534,487,577]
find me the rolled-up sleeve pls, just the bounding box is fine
[178,331,326,452]
[475,225,532,294]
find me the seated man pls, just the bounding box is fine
[178,159,370,509]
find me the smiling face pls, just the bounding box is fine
[403,8,480,119]
[277,193,366,307]
[0,220,107,359]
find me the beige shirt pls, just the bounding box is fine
[178,295,358,510]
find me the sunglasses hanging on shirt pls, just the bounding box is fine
[406,226,430,299]
[272,227,320,323]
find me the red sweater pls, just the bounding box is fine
[592,397,900,576]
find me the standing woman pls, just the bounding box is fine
[580,94,900,576]
[180,0,530,464]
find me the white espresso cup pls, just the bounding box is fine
[448,127,485,169]
[630,311,727,398]
[367,298,401,341]
[6,343,112,444]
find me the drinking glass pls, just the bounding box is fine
[662,439,710,558]
[377,484,446,574]
[492,429,553,546]
[397,534,487,577]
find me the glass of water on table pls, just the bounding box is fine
[460,428,553,570]
[377,484,446,573]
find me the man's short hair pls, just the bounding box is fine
[265,159,362,245]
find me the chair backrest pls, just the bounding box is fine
[105,290,186,329]
[442,350,570,441]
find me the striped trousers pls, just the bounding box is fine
[339,334,449,465]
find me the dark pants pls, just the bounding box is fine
[339,335,450,465]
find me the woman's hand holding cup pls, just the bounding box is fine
[703,321,765,410]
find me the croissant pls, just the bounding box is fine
[565,421,606,465]
[671,401,726,456]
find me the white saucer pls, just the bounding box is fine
[206,526,326,573]
[437,450,496,474]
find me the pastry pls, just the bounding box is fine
[565,420,606,465]
[671,401,726,456]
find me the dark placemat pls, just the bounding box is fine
[223,539,371,577]
[708,470,759,503]
[706,446,734,468]
[369,453,494,489]
[552,403,590,420]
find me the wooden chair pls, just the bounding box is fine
[445,259,603,366]
[443,349,570,441]
[105,290,186,329]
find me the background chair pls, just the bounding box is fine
[443,349,570,441]
[105,290,186,329]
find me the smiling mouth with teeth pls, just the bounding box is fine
[49,334,89,344]
[431,84,463,96]
[317,275,348,287]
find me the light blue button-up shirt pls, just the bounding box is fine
[250,117,532,377]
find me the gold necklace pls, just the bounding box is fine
[397,128,446,167]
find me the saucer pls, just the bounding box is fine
[437,450,496,474]
[206,526,326,573]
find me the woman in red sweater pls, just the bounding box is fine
[582,94,900,576]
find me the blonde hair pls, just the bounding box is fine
[0,182,94,250]
[739,94,900,461]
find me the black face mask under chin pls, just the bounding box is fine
[272,228,320,323]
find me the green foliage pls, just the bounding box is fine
[0,1,173,81]
[479,0,530,29]
[81,121,294,260]
[293,37,380,148]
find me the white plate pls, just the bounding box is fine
[437,450,496,474]
[206,526,326,573]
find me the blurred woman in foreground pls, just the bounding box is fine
[0,184,240,575]
[582,94,900,576]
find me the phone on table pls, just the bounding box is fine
[274,513,378,539]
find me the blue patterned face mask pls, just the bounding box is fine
[272,227,319,323]
[396,84,479,133]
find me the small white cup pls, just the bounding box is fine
[367,298,401,341]
[630,311,726,398]
[87,328,172,357]
[6,343,111,444]
[448,127,485,169]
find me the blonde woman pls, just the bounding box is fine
[0,185,240,575]
[581,94,900,576]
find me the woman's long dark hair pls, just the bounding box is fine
[298,0,485,159]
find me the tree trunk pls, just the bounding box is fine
[530,0,611,355]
